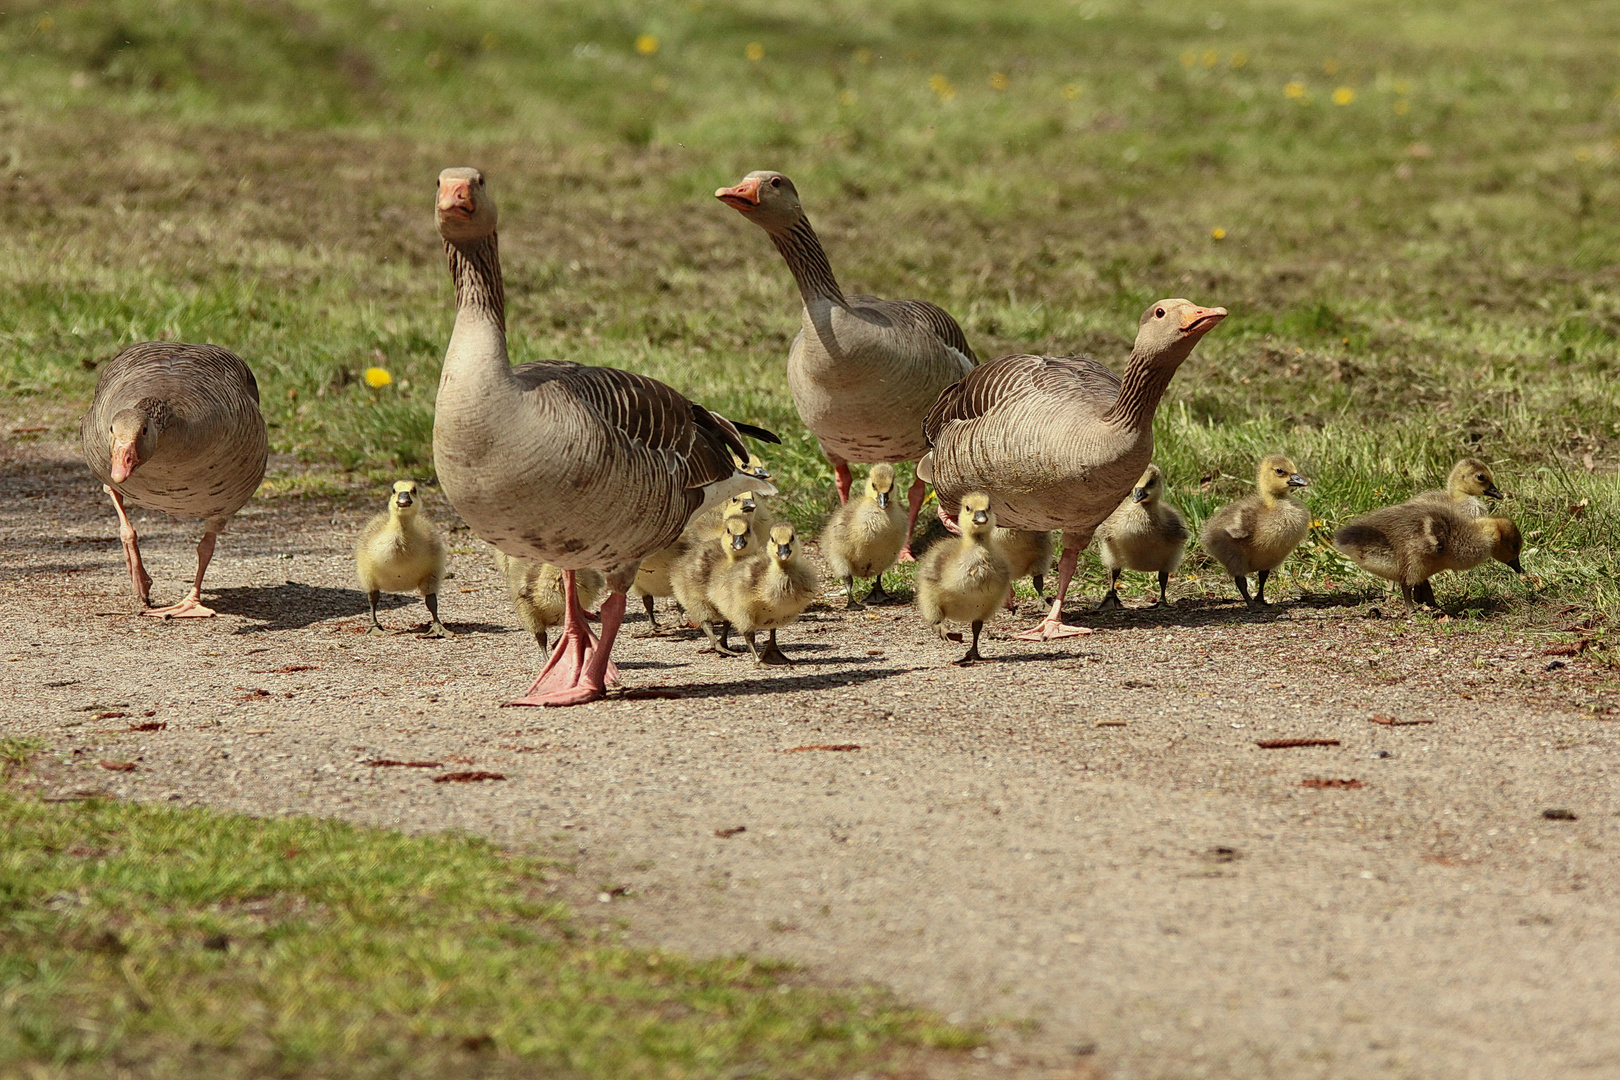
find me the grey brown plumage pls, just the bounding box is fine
[431,167,776,705]
[1334,503,1524,609]
[918,300,1225,638]
[1094,464,1187,607]
[1199,455,1311,608]
[79,340,268,617]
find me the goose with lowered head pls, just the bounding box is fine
[432,167,777,705]
[919,299,1225,638]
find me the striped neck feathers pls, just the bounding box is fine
[767,216,846,307]
[445,232,507,331]
[1101,336,1200,429]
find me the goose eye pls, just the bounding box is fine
[769,176,781,187]
[1155,307,1166,318]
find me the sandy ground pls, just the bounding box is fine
[4,433,1620,1080]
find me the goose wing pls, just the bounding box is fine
[923,353,1119,443]
[848,295,978,366]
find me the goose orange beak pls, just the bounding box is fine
[716,177,762,210]
[1180,306,1227,335]
[437,179,475,219]
[109,439,138,484]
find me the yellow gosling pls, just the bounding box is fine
[670,514,756,654]
[1410,457,1505,519]
[1094,463,1187,608]
[1334,504,1524,610]
[493,550,606,653]
[916,492,1011,664]
[712,522,820,664]
[820,463,907,609]
[354,480,451,637]
[1199,455,1310,609]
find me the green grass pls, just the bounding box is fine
[0,792,974,1079]
[3,0,1620,612]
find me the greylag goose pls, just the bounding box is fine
[432,166,777,705]
[819,462,907,608]
[1200,455,1311,609]
[1094,463,1187,607]
[1334,504,1523,609]
[715,170,976,559]
[494,550,606,653]
[919,299,1225,638]
[355,480,452,636]
[1410,457,1504,518]
[915,493,1011,664]
[711,522,819,664]
[79,341,267,618]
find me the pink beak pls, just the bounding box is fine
[437,179,475,218]
[715,176,762,210]
[109,439,138,484]
[1180,306,1228,334]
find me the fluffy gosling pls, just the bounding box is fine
[712,522,819,664]
[493,550,605,653]
[354,480,451,637]
[1334,503,1524,609]
[670,513,756,654]
[820,463,907,609]
[1411,457,1504,519]
[1200,455,1311,609]
[1094,464,1187,608]
[635,490,765,631]
[916,492,1012,664]
[992,528,1056,611]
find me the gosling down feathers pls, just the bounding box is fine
[495,551,606,654]
[633,488,768,631]
[716,169,976,557]
[1093,463,1187,608]
[79,341,268,618]
[916,493,1012,665]
[1200,455,1311,609]
[1333,504,1524,609]
[712,522,820,665]
[1411,457,1505,519]
[670,513,757,655]
[355,480,452,637]
[992,528,1056,611]
[431,166,777,705]
[820,463,907,608]
[920,299,1225,639]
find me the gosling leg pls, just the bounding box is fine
[865,574,896,605]
[535,629,549,654]
[1156,569,1171,607]
[957,620,987,665]
[423,592,454,637]
[366,589,388,634]
[846,574,866,611]
[1254,569,1272,607]
[1098,568,1124,610]
[756,627,794,666]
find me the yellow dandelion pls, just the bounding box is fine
[1201,49,1218,68]
[745,41,764,61]
[1230,51,1248,68]
[635,34,659,55]
[853,46,873,64]
[1392,78,1412,95]
[1323,58,1341,75]
[1393,98,1410,115]
[1332,86,1355,106]
[1211,227,1227,240]
[837,88,857,106]
[35,14,55,32]
[1180,50,1197,69]
[929,73,950,93]
[1576,146,1594,162]
[989,72,1008,90]
[1061,83,1081,99]
[363,367,393,389]
[1284,80,1306,99]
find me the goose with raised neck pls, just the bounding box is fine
[919,298,1225,639]
[80,340,268,618]
[432,166,776,705]
[716,169,976,559]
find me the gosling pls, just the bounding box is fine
[1411,457,1504,519]
[354,479,451,637]
[1200,455,1311,609]
[493,550,605,654]
[992,528,1055,611]
[820,463,907,609]
[1094,464,1187,608]
[916,492,1012,664]
[634,490,764,630]
[670,514,756,654]
[1333,503,1524,609]
[712,522,819,665]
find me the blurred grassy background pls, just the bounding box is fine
[2,0,1619,612]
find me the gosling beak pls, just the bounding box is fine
[1179,305,1228,335]
[730,532,749,550]
[1287,474,1310,488]
[1132,486,1150,503]
[876,491,890,509]
[437,179,475,219]
[972,510,989,526]
[395,492,413,508]
[716,176,762,211]
[109,439,138,484]
[740,496,757,512]
[1484,484,1505,500]
[1507,559,1525,575]
[776,543,793,559]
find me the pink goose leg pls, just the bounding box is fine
[1015,533,1094,641]
[897,471,928,562]
[105,485,153,607]
[145,531,220,618]
[507,570,624,707]
[831,457,853,505]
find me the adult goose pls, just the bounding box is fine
[715,170,975,558]
[80,341,268,618]
[920,299,1225,638]
[432,167,776,706]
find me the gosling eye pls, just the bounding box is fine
[1477,474,1488,483]
[1155,307,1166,318]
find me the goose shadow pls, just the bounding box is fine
[614,666,906,700]
[207,582,386,634]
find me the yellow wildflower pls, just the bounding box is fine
[635,34,659,55]
[1393,99,1410,115]
[1230,51,1248,68]
[1284,81,1307,100]
[1202,49,1218,68]
[989,72,1008,90]
[1211,227,1227,240]
[1061,83,1080,99]
[929,74,956,101]
[837,88,857,106]
[745,42,764,61]
[1332,86,1355,106]
[363,367,393,389]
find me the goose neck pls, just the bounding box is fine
[443,233,513,386]
[767,217,846,309]
[1101,339,1197,428]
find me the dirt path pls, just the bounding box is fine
[5,434,1619,1080]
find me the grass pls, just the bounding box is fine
[0,791,975,1079]
[2,0,1620,613]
